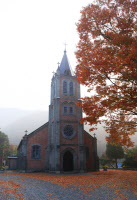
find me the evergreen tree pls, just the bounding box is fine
[123,146,137,168]
[0,131,9,166]
[106,143,124,168]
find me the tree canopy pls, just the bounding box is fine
[123,146,137,168]
[106,143,124,168]
[9,144,17,156]
[76,0,137,148]
[0,131,9,166]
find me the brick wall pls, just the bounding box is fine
[27,125,48,170]
[8,158,17,170]
[84,132,94,171]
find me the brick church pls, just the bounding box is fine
[17,50,99,173]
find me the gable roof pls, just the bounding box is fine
[17,122,49,150]
[27,122,49,138]
[83,130,95,140]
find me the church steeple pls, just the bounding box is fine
[59,50,72,75]
[47,48,84,172]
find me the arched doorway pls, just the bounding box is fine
[63,151,73,171]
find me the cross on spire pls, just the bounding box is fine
[25,130,28,135]
[64,42,67,52]
[57,62,60,67]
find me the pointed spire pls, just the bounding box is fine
[59,50,72,75]
[56,62,60,75]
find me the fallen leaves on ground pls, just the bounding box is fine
[0,170,137,199]
[0,179,24,200]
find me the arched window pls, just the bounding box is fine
[62,106,74,115]
[63,106,68,114]
[63,80,67,94]
[69,106,74,115]
[64,69,70,75]
[62,101,74,115]
[31,145,41,159]
[69,82,73,96]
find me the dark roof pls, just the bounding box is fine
[8,156,18,159]
[59,50,72,75]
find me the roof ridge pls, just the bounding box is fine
[28,122,49,137]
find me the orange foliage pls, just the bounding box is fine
[75,0,137,148]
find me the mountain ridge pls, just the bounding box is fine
[1,107,136,157]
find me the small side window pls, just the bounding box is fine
[69,82,73,96]
[63,106,68,114]
[69,107,74,115]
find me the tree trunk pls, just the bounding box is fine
[115,158,118,168]
[1,149,4,166]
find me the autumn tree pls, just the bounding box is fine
[76,0,137,148]
[9,144,17,156]
[106,143,124,168]
[0,131,9,166]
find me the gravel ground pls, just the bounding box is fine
[0,173,137,200]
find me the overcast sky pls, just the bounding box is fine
[0,0,93,111]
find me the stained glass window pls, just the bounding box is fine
[31,145,40,159]
[64,125,74,137]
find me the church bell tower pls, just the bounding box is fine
[46,50,86,172]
